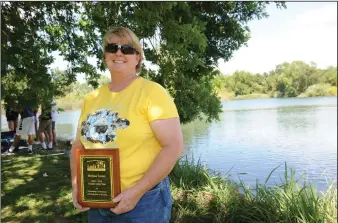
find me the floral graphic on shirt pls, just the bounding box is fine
[81,109,130,144]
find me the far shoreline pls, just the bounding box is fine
[1,95,337,115]
[218,94,337,102]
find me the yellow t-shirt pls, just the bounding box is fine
[78,77,179,191]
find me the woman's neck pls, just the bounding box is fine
[108,72,138,92]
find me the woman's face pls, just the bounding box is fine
[104,35,140,74]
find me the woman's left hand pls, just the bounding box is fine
[110,186,143,215]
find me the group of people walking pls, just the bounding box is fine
[5,99,58,154]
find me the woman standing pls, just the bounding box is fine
[70,27,184,223]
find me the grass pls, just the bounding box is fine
[1,145,337,223]
[1,141,87,223]
[217,91,273,102]
[169,158,337,223]
[235,93,270,100]
[217,90,236,101]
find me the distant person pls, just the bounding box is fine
[51,99,58,146]
[5,107,19,132]
[38,104,53,150]
[8,107,35,154]
[33,108,39,143]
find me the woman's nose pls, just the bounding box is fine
[115,48,123,56]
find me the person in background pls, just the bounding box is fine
[33,108,39,143]
[5,107,19,132]
[51,99,58,146]
[8,107,35,154]
[38,103,53,150]
[70,27,184,223]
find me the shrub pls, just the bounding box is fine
[327,86,337,96]
[304,84,332,97]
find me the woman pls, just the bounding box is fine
[70,27,184,223]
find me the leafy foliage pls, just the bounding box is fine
[303,84,333,97]
[1,2,83,109]
[1,2,285,123]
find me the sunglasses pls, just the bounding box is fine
[104,43,139,55]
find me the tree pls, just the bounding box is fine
[1,2,286,123]
[1,2,84,109]
[321,66,337,86]
[212,60,337,98]
[51,68,75,98]
[98,75,110,87]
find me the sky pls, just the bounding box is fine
[219,2,337,75]
[50,2,337,81]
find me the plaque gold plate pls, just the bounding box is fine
[76,148,121,208]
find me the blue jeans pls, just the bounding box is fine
[88,177,172,223]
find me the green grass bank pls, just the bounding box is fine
[1,143,337,223]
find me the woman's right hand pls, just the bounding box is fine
[72,185,90,212]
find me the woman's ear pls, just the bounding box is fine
[136,54,142,72]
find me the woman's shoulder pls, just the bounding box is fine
[138,77,166,92]
[138,78,173,102]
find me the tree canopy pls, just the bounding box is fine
[213,61,337,98]
[1,1,286,123]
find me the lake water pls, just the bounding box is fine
[1,97,337,191]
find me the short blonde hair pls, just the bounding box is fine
[103,27,143,73]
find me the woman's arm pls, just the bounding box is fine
[111,117,184,214]
[134,117,184,193]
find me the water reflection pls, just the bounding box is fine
[180,97,337,191]
[181,118,212,154]
[276,106,318,131]
[56,110,81,140]
[57,123,78,141]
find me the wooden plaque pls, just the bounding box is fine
[76,148,121,208]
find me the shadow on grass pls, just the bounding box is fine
[1,141,87,223]
[2,144,223,223]
[170,197,214,223]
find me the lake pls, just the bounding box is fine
[1,97,337,191]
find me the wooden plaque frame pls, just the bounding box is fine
[76,148,121,208]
